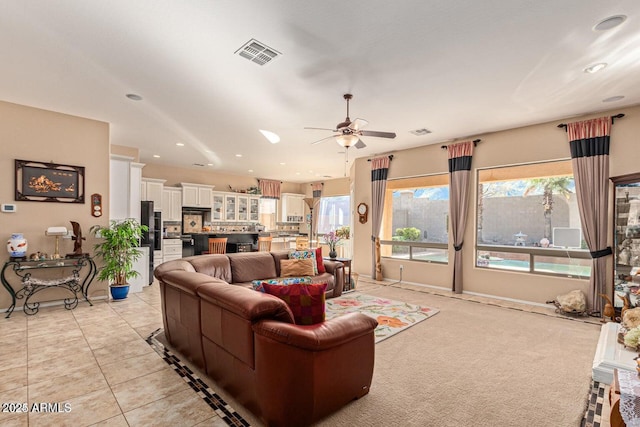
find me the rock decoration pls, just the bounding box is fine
[550,289,587,315]
[622,307,640,330]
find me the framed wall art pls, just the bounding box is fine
[15,159,85,203]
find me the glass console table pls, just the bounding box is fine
[1,256,97,318]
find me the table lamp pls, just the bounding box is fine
[46,226,68,259]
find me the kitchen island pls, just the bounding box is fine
[192,232,259,254]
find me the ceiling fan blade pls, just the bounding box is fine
[354,139,367,149]
[360,130,396,139]
[310,135,337,145]
[349,118,369,131]
[304,126,338,132]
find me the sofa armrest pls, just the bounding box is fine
[323,260,344,297]
[253,312,377,351]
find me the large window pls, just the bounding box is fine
[380,174,449,263]
[476,160,590,278]
[317,195,350,234]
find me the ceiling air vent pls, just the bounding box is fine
[409,128,432,136]
[235,39,281,66]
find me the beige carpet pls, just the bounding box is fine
[158,281,601,426]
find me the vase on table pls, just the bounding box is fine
[328,248,338,259]
[7,233,28,258]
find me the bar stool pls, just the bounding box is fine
[207,237,228,254]
[295,236,309,250]
[257,236,272,252]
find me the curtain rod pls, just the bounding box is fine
[441,139,481,149]
[257,179,283,183]
[367,154,394,162]
[557,113,625,130]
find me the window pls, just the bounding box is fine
[259,198,277,231]
[380,174,449,263]
[476,160,590,278]
[317,195,350,234]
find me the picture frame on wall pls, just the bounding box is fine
[15,159,85,203]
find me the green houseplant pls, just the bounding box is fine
[90,219,148,300]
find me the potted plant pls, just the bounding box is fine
[90,219,148,300]
[323,230,343,259]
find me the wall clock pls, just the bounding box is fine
[357,202,368,224]
[91,193,103,217]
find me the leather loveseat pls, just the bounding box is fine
[154,251,378,426]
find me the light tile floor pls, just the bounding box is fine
[0,283,228,427]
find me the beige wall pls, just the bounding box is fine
[0,101,110,309]
[141,162,303,194]
[352,104,640,305]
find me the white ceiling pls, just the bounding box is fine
[1,1,639,183]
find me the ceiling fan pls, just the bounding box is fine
[306,94,396,149]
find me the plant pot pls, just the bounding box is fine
[110,284,130,300]
[329,250,338,259]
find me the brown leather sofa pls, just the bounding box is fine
[154,251,378,426]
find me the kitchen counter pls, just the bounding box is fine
[192,232,258,255]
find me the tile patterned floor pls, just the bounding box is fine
[0,283,235,427]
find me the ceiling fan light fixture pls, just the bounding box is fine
[336,134,359,148]
[259,129,280,144]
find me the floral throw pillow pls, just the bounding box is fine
[288,250,318,275]
[262,282,327,325]
[251,277,313,292]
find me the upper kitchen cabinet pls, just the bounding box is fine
[141,178,166,211]
[279,193,305,222]
[225,194,237,221]
[212,192,225,221]
[180,183,214,208]
[162,187,182,222]
[250,196,260,222]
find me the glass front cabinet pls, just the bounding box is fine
[612,173,640,312]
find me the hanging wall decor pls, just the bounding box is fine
[15,159,85,203]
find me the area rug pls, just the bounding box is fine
[325,292,439,343]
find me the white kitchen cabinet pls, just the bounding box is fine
[238,196,249,221]
[142,178,165,211]
[162,239,183,262]
[212,192,225,221]
[180,183,214,208]
[250,196,260,222]
[225,194,237,221]
[279,193,306,222]
[162,187,182,221]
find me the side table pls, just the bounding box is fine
[324,257,353,292]
[1,256,97,318]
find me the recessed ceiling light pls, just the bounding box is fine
[176,142,184,147]
[248,169,254,173]
[584,63,607,74]
[259,129,280,144]
[280,162,286,165]
[603,95,625,103]
[126,93,143,101]
[207,163,213,166]
[235,154,243,157]
[594,15,627,31]
[296,172,300,175]
[153,154,160,158]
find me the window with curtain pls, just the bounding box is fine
[258,198,277,231]
[476,159,590,277]
[317,195,350,234]
[380,174,449,263]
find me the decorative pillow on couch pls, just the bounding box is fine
[251,277,313,292]
[262,282,328,325]
[314,247,326,274]
[289,250,319,275]
[280,258,316,277]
